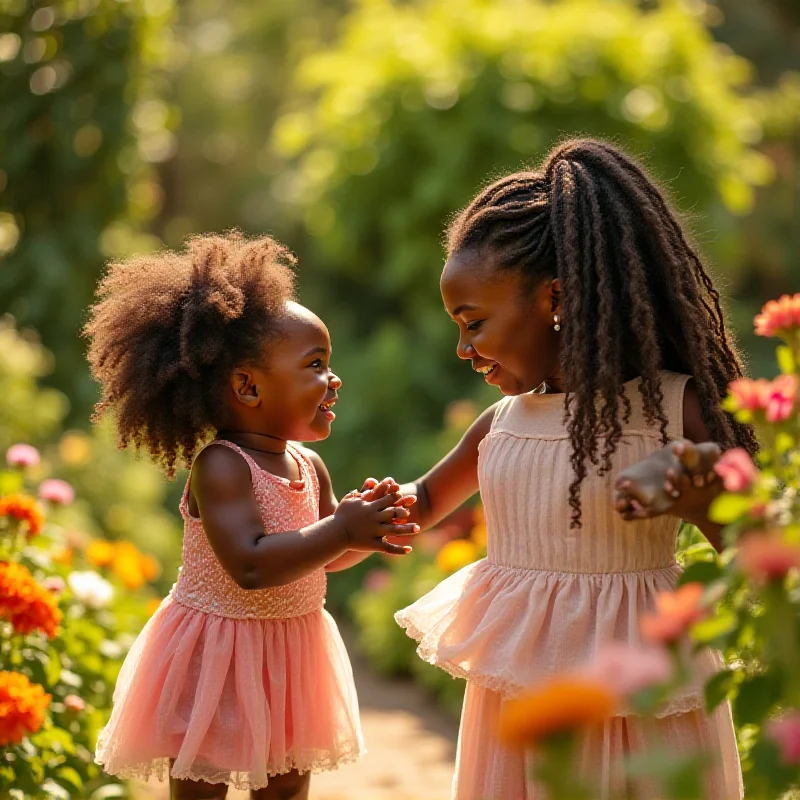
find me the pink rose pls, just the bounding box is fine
[728,378,771,413]
[768,711,800,765]
[6,444,40,468]
[754,293,800,338]
[713,448,758,493]
[38,479,75,506]
[765,374,798,423]
[737,533,800,582]
[581,642,672,698]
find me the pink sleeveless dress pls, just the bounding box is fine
[95,441,364,790]
[396,372,742,800]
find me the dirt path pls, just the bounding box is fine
[133,633,458,799]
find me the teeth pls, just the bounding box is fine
[475,364,496,375]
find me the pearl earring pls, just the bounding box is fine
[553,314,561,332]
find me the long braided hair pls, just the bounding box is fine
[447,138,757,526]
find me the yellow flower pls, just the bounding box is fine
[112,542,145,589]
[59,432,92,466]
[139,554,160,582]
[85,540,115,568]
[436,539,478,574]
[499,676,618,747]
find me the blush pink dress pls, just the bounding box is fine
[95,441,364,790]
[396,372,742,800]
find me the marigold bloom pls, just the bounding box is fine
[436,539,478,573]
[140,553,160,582]
[0,671,50,746]
[754,293,800,338]
[737,533,800,582]
[499,676,617,746]
[38,479,75,506]
[0,562,62,637]
[85,540,115,568]
[0,494,44,538]
[5,444,40,468]
[714,448,758,493]
[112,542,145,589]
[640,583,705,644]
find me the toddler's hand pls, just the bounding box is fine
[614,440,722,521]
[333,491,419,555]
[357,477,417,517]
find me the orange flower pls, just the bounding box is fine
[738,533,800,582]
[436,539,478,573]
[0,671,51,746]
[140,554,161,582]
[0,495,44,538]
[640,582,705,644]
[85,540,115,568]
[499,676,617,746]
[112,542,145,589]
[0,562,62,638]
[754,293,800,339]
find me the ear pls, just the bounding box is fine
[549,279,562,315]
[230,368,261,408]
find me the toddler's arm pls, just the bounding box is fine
[191,445,418,589]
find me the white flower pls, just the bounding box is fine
[68,570,114,609]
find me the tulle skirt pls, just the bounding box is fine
[95,595,364,790]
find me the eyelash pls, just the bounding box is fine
[466,320,483,332]
[310,359,325,369]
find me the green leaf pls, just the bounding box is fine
[734,673,782,726]
[704,668,735,712]
[678,560,722,586]
[709,493,753,525]
[46,649,62,687]
[690,611,738,645]
[52,766,83,793]
[776,345,796,375]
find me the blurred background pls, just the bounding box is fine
[1,0,799,744]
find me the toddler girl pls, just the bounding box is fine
[86,232,417,799]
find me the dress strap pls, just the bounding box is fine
[660,371,692,440]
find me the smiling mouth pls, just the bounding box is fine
[318,399,337,419]
[474,363,497,377]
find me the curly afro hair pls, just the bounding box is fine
[84,231,297,476]
[447,138,757,526]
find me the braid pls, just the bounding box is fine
[447,138,756,527]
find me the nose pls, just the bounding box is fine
[329,371,342,390]
[457,335,475,361]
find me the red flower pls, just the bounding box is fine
[737,533,800,582]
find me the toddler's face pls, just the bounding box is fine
[440,249,561,395]
[238,302,341,442]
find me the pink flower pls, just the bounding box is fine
[580,642,673,698]
[714,448,758,493]
[63,694,86,714]
[765,374,798,423]
[728,378,771,412]
[38,480,75,506]
[6,444,40,469]
[41,577,66,595]
[640,583,706,644]
[737,533,800,582]
[364,570,391,593]
[754,293,800,338]
[768,711,800,765]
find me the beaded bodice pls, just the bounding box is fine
[172,440,326,619]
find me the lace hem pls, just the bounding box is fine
[396,613,704,719]
[96,744,364,790]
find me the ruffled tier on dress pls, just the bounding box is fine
[95,595,364,790]
[395,558,721,716]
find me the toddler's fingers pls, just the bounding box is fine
[384,523,420,535]
[369,492,402,511]
[378,506,410,523]
[361,477,378,492]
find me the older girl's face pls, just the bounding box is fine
[440,248,563,395]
